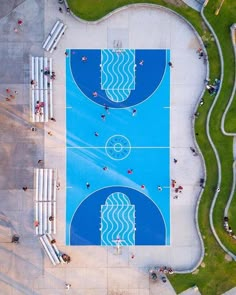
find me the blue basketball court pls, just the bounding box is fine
[66,49,170,246]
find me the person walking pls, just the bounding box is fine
[65,283,71,290]
[132,109,137,116]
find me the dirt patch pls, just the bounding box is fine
[192,268,199,274]
[163,0,186,7]
[225,254,233,262]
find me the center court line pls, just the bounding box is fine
[67,146,169,149]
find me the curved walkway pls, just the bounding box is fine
[221,24,236,137]
[201,4,236,260]
[221,24,236,235]
[182,0,205,11]
[224,161,236,217]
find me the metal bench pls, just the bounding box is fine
[42,20,67,53]
[31,56,53,122]
[39,234,60,265]
[35,168,57,235]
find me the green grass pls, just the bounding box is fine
[67,0,236,294]
[67,0,187,21]
[171,1,236,289]
[209,1,236,133]
[205,0,236,243]
[203,0,236,253]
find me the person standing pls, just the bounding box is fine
[65,283,71,290]
[86,182,90,189]
[132,109,137,116]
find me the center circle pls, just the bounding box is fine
[114,143,122,152]
[105,135,131,161]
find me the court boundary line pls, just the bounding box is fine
[66,49,170,246]
[67,185,168,246]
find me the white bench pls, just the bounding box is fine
[35,168,57,235]
[39,233,61,265]
[43,20,67,53]
[31,56,53,122]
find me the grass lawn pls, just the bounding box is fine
[67,0,187,21]
[67,0,236,294]
[206,1,236,236]
[203,0,236,252]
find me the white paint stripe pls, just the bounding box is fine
[67,146,169,149]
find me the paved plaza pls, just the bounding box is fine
[0,0,207,294]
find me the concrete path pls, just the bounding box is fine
[0,1,208,294]
[179,285,201,295]
[222,287,236,295]
[181,0,204,11]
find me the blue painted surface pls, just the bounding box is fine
[100,192,135,246]
[70,49,167,108]
[70,187,166,245]
[66,49,170,246]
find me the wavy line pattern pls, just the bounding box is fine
[101,49,135,102]
[105,89,131,103]
[101,192,135,245]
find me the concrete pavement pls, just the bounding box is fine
[181,0,205,11]
[0,0,208,294]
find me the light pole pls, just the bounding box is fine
[215,0,225,15]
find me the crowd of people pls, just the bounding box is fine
[31,68,56,117]
[149,266,173,283]
[4,88,18,101]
